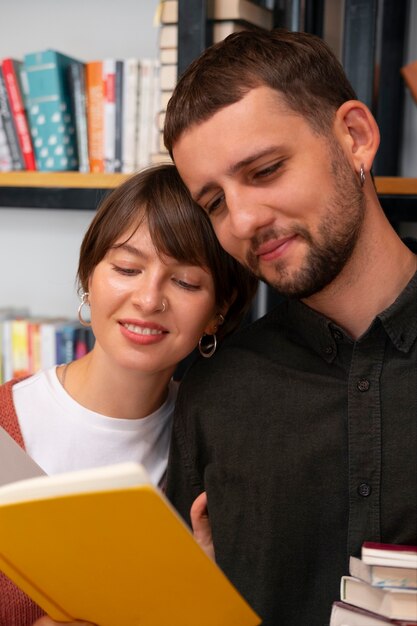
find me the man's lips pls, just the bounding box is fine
[255,235,297,261]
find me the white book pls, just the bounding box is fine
[122,58,140,173]
[0,115,12,171]
[136,59,159,169]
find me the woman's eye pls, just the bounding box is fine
[175,279,201,291]
[112,265,140,276]
[206,193,225,215]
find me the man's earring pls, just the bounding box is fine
[359,164,366,187]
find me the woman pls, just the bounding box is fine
[0,164,257,626]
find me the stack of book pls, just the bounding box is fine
[330,542,417,625]
[0,313,94,383]
[152,0,274,163]
[0,51,160,173]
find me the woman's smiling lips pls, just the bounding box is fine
[118,319,169,345]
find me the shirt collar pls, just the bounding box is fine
[284,268,417,361]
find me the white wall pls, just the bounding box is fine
[0,0,160,317]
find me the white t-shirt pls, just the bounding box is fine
[13,367,177,486]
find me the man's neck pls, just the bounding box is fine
[302,205,417,340]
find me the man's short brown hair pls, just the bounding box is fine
[164,28,357,156]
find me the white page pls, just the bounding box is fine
[0,425,46,486]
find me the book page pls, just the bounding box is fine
[0,425,46,486]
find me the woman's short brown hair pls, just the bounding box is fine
[78,164,258,340]
[164,28,357,156]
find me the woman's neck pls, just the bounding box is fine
[58,351,174,420]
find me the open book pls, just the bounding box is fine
[0,434,260,626]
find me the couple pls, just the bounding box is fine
[15,27,417,626]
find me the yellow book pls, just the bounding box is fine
[0,461,260,626]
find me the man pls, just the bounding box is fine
[162,28,417,626]
[33,28,417,626]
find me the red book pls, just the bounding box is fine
[1,58,36,170]
[362,543,417,567]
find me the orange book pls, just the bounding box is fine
[86,60,104,172]
[401,60,417,105]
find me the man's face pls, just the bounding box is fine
[173,86,365,299]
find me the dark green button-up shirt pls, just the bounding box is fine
[166,269,417,626]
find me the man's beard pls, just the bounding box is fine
[245,140,366,299]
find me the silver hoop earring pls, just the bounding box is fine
[78,292,92,327]
[198,333,217,358]
[359,164,366,187]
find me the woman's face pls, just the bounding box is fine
[88,221,221,378]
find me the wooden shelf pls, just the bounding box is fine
[0,173,416,213]
[0,172,131,210]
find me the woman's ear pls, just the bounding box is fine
[333,100,380,174]
[204,311,226,336]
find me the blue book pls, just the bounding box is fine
[22,50,82,171]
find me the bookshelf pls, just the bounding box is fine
[0,174,416,222]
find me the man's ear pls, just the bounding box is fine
[333,100,380,174]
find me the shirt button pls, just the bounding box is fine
[358,483,372,497]
[332,329,343,341]
[357,379,370,392]
[324,346,333,355]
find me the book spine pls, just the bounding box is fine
[0,67,25,169]
[0,113,13,171]
[136,59,158,169]
[11,319,30,378]
[86,61,104,172]
[103,59,116,173]
[68,63,90,173]
[122,59,139,173]
[1,59,36,170]
[114,60,123,173]
[23,51,79,172]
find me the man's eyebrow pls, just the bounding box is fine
[194,146,281,203]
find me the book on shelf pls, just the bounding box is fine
[207,0,273,29]
[114,59,123,173]
[136,58,160,169]
[159,0,178,24]
[350,555,417,589]
[0,461,260,626]
[1,58,36,170]
[340,575,417,621]
[362,543,417,568]
[22,49,80,172]
[68,61,89,172]
[330,600,417,626]
[160,46,178,65]
[103,58,124,173]
[121,58,140,173]
[401,59,417,105]
[0,112,12,171]
[0,67,25,170]
[86,60,105,172]
[157,0,272,30]
[160,62,177,91]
